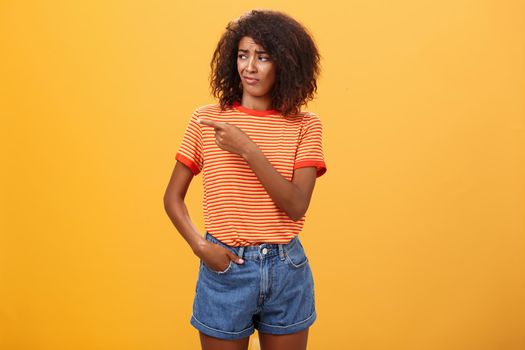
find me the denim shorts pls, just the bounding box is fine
[190,231,317,340]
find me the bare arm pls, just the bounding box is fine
[242,144,317,221]
[163,161,207,255]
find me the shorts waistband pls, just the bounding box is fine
[204,231,300,261]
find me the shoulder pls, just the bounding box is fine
[298,110,322,126]
[194,103,231,116]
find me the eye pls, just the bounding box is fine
[238,54,247,59]
[259,56,270,61]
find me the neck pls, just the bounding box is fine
[240,95,272,111]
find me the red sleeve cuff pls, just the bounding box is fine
[294,160,327,177]
[176,153,201,175]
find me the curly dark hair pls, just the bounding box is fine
[209,9,321,117]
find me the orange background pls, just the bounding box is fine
[1,1,524,349]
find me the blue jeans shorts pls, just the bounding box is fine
[190,231,317,340]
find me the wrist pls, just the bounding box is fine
[242,143,260,161]
[191,236,209,257]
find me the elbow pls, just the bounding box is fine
[291,215,303,222]
[289,204,307,222]
[163,191,178,212]
[163,191,171,209]
[163,196,169,210]
[291,211,305,222]
[287,188,308,221]
[164,188,186,212]
[163,196,172,214]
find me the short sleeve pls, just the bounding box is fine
[175,108,203,175]
[294,113,327,177]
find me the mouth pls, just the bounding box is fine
[243,76,259,84]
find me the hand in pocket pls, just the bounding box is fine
[198,241,244,272]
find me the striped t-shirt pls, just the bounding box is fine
[175,101,327,246]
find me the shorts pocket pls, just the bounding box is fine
[202,259,234,274]
[285,240,309,268]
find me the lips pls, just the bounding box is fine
[243,76,259,84]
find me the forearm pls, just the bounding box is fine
[163,197,207,255]
[242,144,305,221]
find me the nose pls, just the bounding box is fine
[247,56,257,72]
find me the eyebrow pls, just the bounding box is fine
[238,49,268,54]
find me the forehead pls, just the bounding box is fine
[238,36,265,50]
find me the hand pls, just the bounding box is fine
[198,118,256,157]
[196,240,244,272]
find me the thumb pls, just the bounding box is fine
[228,251,244,264]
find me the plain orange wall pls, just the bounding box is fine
[1,1,524,349]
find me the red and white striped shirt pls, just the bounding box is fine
[175,101,327,246]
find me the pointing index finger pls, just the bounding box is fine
[198,118,224,129]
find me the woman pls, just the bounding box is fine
[164,9,327,350]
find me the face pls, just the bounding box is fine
[237,36,276,100]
